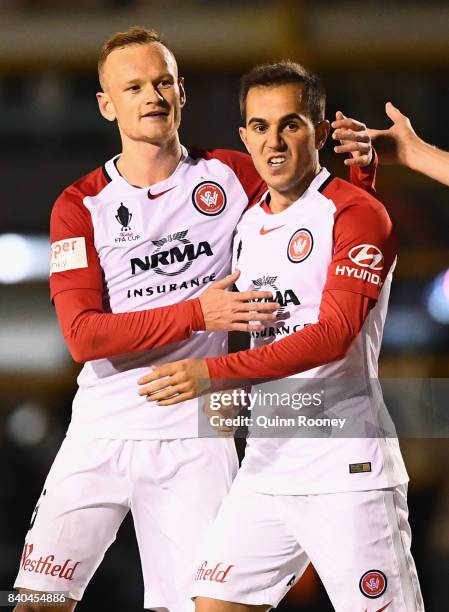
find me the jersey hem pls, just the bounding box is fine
[65,427,202,441]
[234,475,410,496]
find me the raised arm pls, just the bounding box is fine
[365,102,449,186]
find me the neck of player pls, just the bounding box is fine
[116,135,183,188]
[267,163,321,214]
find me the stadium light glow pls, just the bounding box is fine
[0,233,49,283]
[426,269,449,324]
[6,401,48,446]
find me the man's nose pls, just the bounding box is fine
[266,129,285,150]
[144,83,163,104]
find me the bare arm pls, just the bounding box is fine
[367,102,449,187]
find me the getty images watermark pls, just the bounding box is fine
[198,378,449,438]
[207,388,345,431]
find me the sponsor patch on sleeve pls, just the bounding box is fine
[334,244,384,288]
[50,237,88,274]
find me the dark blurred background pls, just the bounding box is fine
[1,1,449,610]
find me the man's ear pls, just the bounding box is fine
[96,91,117,122]
[315,119,330,151]
[178,77,186,108]
[239,126,250,154]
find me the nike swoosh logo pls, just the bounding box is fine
[148,186,176,200]
[364,600,392,612]
[260,224,285,235]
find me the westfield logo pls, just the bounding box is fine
[260,225,285,235]
[20,543,80,580]
[195,561,234,583]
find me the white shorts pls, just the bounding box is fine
[191,481,424,611]
[14,435,238,612]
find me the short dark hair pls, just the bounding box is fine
[98,26,174,88]
[239,60,326,125]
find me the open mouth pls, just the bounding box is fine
[141,110,169,119]
[267,155,287,167]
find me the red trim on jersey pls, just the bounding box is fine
[50,166,205,363]
[349,147,378,195]
[321,175,397,300]
[55,289,204,363]
[50,166,108,301]
[260,200,273,214]
[206,165,390,381]
[188,147,266,206]
[206,290,374,381]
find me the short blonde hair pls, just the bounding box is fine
[98,26,173,88]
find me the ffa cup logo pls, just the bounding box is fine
[359,569,387,599]
[116,203,132,230]
[287,228,314,263]
[112,203,142,245]
[349,244,384,271]
[192,181,227,216]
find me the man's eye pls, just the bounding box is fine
[127,85,140,92]
[253,124,267,133]
[285,122,299,131]
[159,80,173,88]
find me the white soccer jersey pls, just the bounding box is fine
[231,168,408,494]
[49,146,264,439]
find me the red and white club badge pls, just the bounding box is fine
[359,570,387,599]
[287,228,314,263]
[192,181,227,216]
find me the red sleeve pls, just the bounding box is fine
[50,173,204,363]
[206,181,395,381]
[322,180,397,301]
[49,183,104,300]
[55,289,204,363]
[206,290,374,381]
[349,148,378,195]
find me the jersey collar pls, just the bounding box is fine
[258,167,331,215]
[103,145,189,193]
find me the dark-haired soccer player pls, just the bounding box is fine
[13,27,375,612]
[139,62,424,611]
